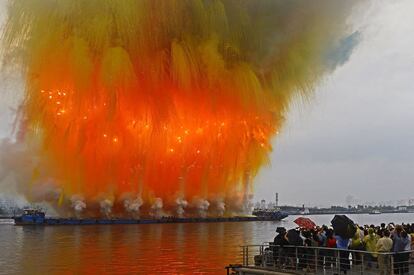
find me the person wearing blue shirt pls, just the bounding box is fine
[335,235,350,274]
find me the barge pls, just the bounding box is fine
[14,209,288,225]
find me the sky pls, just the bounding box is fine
[0,1,413,207]
[255,0,414,207]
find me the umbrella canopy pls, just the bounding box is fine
[331,215,356,239]
[294,217,316,229]
[287,229,303,246]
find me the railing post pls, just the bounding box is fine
[336,250,340,274]
[390,253,394,275]
[315,247,318,271]
[360,250,364,275]
[242,246,244,266]
[260,245,265,268]
[295,247,298,271]
[246,246,249,266]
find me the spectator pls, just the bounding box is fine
[376,229,393,275]
[392,225,409,274]
[325,229,337,269]
[335,234,350,274]
[273,227,289,268]
[363,228,379,270]
[350,228,364,265]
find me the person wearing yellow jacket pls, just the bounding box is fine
[364,228,379,270]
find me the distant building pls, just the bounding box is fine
[397,206,408,211]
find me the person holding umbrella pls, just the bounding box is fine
[331,215,356,274]
[273,227,289,268]
[335,234,351,274]
[286,229,303,269]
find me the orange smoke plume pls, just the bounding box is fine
[1,0,361,216]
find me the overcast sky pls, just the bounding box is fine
[1,1,413,207]
[255,0,414,206]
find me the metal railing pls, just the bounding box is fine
[229,243,414,274]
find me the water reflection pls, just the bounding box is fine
[2,214,414,274]
[1,222,282,274]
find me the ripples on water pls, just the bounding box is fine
[1,213,414,274]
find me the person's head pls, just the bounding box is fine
[381,223,386,228]
[326,229,333,238]
[303,231,311,239]
[383,230,390,237]
[276,227,286,235]
[396,225,403,234]
[368,228,374,235]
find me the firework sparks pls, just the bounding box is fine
[1,0,362,216]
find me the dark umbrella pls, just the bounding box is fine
[287,229,303,246]
[294,217,316,229]
[331,215,356,239]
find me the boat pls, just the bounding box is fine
[14,208,288,226]
[13,209,46,225]
[300,208,310,215]
[251,194,289,221]
[369,210,382,215]
[251,208,288,220]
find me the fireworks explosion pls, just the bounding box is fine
[1,0,361,217]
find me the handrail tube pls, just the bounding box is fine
[235,243,413,274]
[241,244,414,255]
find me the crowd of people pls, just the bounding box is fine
[271,222,414,274]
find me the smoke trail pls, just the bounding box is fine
[70,195,86,217]
[99,199,113,218]
[0,138,34,197]
[150,198,163,218]
[0,0,365,217]
[213,198,226,217]
[175,197,188,218]
[123,195,143,217]
[192,198,210,218]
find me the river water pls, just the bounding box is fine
[1,213,414,275]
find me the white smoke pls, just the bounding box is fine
[0,138,61,207]
[124,196,143,217]
[70,195,86,217]
[175,197,188,218]
[31,179,62,202]
[215,199,226,217]
[0,138,35,196]
[150,197,163,218]
[193,198,210,218]
[244,193,255,214]
[99,199,113,217]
